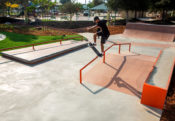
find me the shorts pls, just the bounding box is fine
[97,32,110,44]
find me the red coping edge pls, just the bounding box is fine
[141,50,175,109]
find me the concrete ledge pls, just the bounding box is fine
[141,49,175,109]
[1,40,88,64]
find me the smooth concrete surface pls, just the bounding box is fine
[123,23,175,42]
[147,47,175,88]
[0,42,162,121]
[83,53,156,97]
[1,40,88,64]
[1,32,174,121]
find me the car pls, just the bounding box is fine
[83,10,89,16]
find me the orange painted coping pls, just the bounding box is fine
[153,50,163,67]
[141,59,175,109]
[141,83,167,109]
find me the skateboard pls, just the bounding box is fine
[85,39,101,57]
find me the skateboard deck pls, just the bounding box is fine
[85,39,101,57]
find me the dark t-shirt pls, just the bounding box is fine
[97,20,110,36]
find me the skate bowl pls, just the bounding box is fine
[123,23,175,42]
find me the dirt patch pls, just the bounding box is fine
[78,25,125,35]
[1,24,125,36]
[4,26,76,36]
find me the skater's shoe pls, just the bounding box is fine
[92,43,97,46]
[99,53,104,57]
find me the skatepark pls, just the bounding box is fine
[0,23,175,121]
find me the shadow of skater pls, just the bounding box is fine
[82,56,127,94]
[82,56,142,98]
[114,77,142,98]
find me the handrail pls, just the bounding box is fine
[103,43,131,63]
[0,36,83,52]
[80,42,131,84]
[80,56,98,84]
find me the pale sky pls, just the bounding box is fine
[76,0,91,4]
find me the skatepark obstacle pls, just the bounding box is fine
[1,40,88,64]
[123,23,175,42]
[141,51,175,109]
[80,42,131,84]
[103,43,131,63]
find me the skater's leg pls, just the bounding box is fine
[93,33,97,44]
[101,43,104,53]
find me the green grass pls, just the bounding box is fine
[0,32,83,51]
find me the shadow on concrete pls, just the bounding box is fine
[114,77,142,98]
[0,60,13,65]
[82,56,142,98]
[105,63,118,70]
[145,107,162,118]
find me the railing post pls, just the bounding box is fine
[103,52,105,63]
[129,44,131,52]
[118,44,121,54]
[80,70,82,84]
[32,44,35,51]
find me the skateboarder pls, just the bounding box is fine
[87,16,110,56]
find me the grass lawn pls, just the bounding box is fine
[0,32,83,51]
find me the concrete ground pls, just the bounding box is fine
[1,32,174,121]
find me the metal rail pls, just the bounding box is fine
[103,43,131,63]
[80,56,98,84]
[80,42,131,84]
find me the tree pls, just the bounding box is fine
[0,0,7,16]
[130,0,150,18]
[93,0,104,6]
[60,0,71,4]
[107,0,133,20]
[107,0,118,12]
[60,1,79,21]
[87,2,94,8]
[108,0,150,19]
[150,0,175,21]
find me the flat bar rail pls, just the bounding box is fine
[80,56,98,84]
[80,42,131,84]
[103,43,131,63]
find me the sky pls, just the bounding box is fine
[76,0,91,4]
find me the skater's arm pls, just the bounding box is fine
[87,25,98,31]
